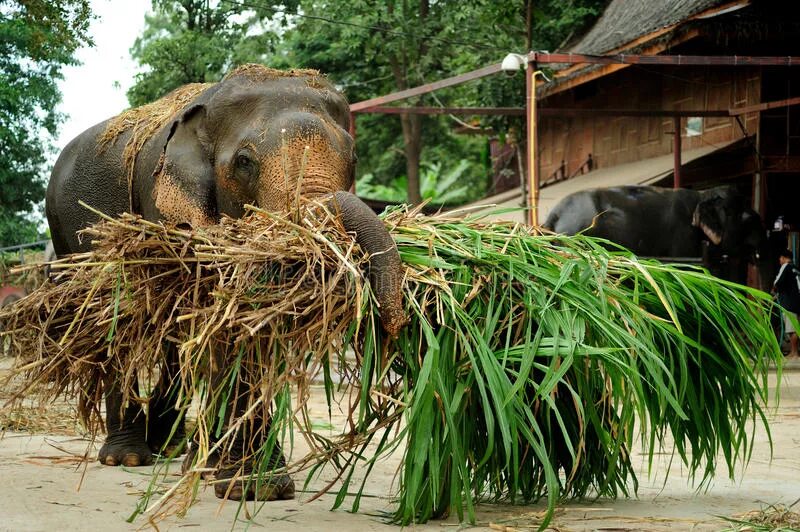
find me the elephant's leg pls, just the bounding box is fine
[212,412,295,502]
[98,374,153,466]
[146,343,187,456]
[203,377,293,501]
[179,351,293,500]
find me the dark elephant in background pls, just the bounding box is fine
[543,185,771,287]
[46,65,405,500]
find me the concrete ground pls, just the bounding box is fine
[1,362,798,532]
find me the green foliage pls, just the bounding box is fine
[276,0,607,204]
[0,0,92,245]
[5,205,780,527]
[357,159,480,205]
[127,1,607,201]
[339,214,780,526]
[127,0,297,106]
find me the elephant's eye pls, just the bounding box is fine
[233,152,258,181]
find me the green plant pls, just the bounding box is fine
[2,206,783,530]
[357,158,481,205]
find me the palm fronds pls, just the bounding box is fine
[0,203,783,529]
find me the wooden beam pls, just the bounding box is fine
[349,64,503,111]
[353,106,525,115]
[538,108,729,117]
[533,52,800,66]
[355,96,800,118]
[673,117,682,188]
[349,49,800,111]
[729,95,800,116]
[763,156,800,172]
[527,62,539,226]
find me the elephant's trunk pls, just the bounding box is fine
[329,191,407,337]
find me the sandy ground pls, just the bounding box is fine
[1,363,798,532]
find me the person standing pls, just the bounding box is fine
[773,249,800,359]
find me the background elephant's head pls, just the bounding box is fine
[692,187,770,287]
[152,65,355,225]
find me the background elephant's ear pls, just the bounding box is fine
[153,105,218,226]
[691,195,725,245]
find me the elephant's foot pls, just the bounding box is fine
[98,432,153,467]
[213,467,295,501]
[181,445,220,479]
[147,418,187,457]
[146,392,187,456]
[182,447,294,500]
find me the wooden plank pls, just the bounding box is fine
[729,96,800,116]
[353,106,525,115]
[538,108,730,117]
[349,64,502,111]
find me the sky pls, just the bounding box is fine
[55,0,150,151]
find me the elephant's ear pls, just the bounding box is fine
[153,104,218,226]
[691,195,725,245]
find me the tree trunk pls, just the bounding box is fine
[387,0,427,205]
[400,114,423,204]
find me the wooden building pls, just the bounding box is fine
[472,0,800,259]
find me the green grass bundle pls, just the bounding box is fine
[0,203,783,528]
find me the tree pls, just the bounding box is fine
[277,0,607,205]
[0,0,92,245]
[128,1,607,205]
[128,0,297,107]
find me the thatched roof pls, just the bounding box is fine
[540,0,742,97]
[566,0,729,55]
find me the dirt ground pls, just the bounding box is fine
[1,361,798,532]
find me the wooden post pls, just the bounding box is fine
[526,60,539,225]
[349,112,357,194]
[348,111,356,140]
[673,116,682,188]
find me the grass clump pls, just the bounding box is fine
[0,203,784,529]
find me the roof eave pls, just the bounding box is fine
[539,0,751,100]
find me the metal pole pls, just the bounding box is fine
[673,116,682,188]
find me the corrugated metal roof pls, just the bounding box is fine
[567,0,729,55]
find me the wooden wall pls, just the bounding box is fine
[537,66,762,181]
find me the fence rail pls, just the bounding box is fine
[0,239,50,266]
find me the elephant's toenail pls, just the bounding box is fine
[103,456,118,466]
[122,454,141,467]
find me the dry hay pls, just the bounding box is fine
[726,502,800,531]
[224,63,338,96]
[0,403,84,436]
[225,62,322,82]
[0,203,785,527]
[0,201,388,520]
[98,82,212,206]
[0,201,366,432]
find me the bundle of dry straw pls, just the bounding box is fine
[0,202,784,528]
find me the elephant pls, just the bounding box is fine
[45,64,406,501]
[542,185,771,287]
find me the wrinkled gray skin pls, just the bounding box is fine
[46,68,405,501]
[543,185,771,288]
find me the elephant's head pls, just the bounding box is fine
[152,66,355,222]
[152,65,405,335]
[692,187,769,287]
